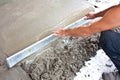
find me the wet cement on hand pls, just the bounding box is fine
[20,33,100,80]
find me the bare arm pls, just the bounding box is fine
[86,4,120,19]
[54,5,120,37]
[95,4,120,17]
[89,4,120,34]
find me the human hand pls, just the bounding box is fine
[53,27,92,37]
[53,28,70,37]
[85,13,96,20]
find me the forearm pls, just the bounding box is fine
[68,20,117,37]
[68,23,107,37]
[88,4,120,34]
[88,20,113,34]
[69,26,92,37]
[95,4,119,17]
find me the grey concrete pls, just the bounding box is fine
[0,0,94,56]
[0,48,32,80]
[0,0,94,80]
[0,0,13,6]
[0,66,31,80]
[0,49,7,73]
[21,33,100,80]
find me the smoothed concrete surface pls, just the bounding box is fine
[0,0,94,56]
[0,48,31,80]
[0,0,13,6]
[0,66,31,80]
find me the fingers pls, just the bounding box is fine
[85,13,95,20]
[53,29,67,37]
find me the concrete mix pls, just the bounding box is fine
[20,33,100,80]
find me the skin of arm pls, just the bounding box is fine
[53,5,120,37]
[86,4,120,19]
[95,4,119,17]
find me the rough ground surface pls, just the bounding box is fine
[21,33,100,80]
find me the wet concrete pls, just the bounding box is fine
[21,33,100,80]
[0,0,13,6]
[0,0,94,56]
[0,66,32,80]
[0,48,32,80]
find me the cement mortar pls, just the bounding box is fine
[21,33,100,80]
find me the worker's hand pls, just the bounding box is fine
[53,28,70,37]
[53,27,92,37]
[85,13,96,20]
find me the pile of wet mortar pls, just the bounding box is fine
[20,33,101,80]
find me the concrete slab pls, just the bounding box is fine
[0,66,31,80]
[0,0,94,56]
[0,49,8,73]
[0,48,31,80]
[0,0,13,6]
